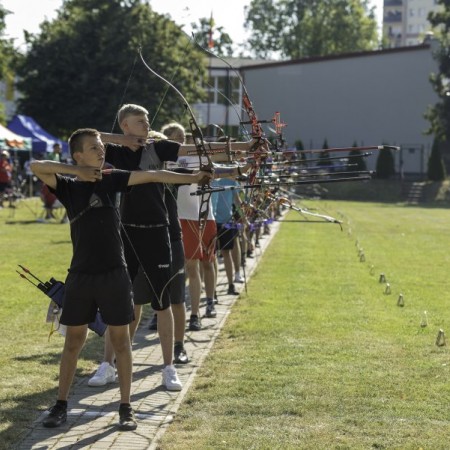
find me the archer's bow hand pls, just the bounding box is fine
[100,133,146,151]
[247,137,270,157]
[193,170,214,185]
[76,167,103,182]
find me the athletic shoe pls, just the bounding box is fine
[88,362,116,387]
[161,365,183,391]
[118,404,137,431]
[148,313,157,331]
[188,315,202,331]
[227,283,239,295]
[174,343,189,364]
[205,302,217,318]
[234,273,244,283]
[43,403,67,428]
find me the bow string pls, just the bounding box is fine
[138,47,214,231]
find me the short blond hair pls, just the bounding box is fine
[148,130,167,140]
[161,122,185,143]
[117,104,149,125]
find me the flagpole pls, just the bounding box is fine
[206,11,214,133]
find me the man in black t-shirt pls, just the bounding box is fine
[98,105,184,391]
[31,128,212,430]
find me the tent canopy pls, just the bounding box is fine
[7,115,68,155]
[0,123,32,150]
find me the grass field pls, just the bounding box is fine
[159,200,450,449]
[0,198,104,450]
[1,195,450,449]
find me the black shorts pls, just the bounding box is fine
[169,239,185,305]
[123,225,172,310]
[61,267,134,326]
[216,223,238,251]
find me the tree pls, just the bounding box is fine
[348,141,367,172]
[427,137,446,181]
[317,138,332,167]
[244,0,378,59]
[426,1,450,141]
[294,138,307,165]
[16,0,206,138]
[375,147,395,179]
[191,17,234,57]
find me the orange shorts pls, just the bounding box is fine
[180,219,217,262]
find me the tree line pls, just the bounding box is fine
[0,0,448,182]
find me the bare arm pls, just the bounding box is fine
[30,161,101,189]
[99,132,145,151]
[128,170,213,186]
[177,138,269,162]
[213,162,252,179]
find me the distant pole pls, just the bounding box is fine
[206,55,212,133]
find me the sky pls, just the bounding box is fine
[2,0,384,50]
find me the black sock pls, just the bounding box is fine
[174,341,183,348]
[206,297,214,305]
[119,402,131,409]
[56,400,67,409]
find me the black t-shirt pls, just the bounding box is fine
[105,141,180,226]
[51,171,131,274]
[165,185,181,241]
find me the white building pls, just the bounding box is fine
[383,0,442,48]
[0,78,18,120]
[194,42,440,176]
[193,57,272,139]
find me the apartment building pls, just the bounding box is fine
[383,0,441,47]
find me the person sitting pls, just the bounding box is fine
[40,183,67,222]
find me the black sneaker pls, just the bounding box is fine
[43,403,67,428]
[188,315,201,331]
[148,313,157,331]
[174,344,189,364]
[227,284,239,295]
[118,404,137,431]
[205,302,217,318]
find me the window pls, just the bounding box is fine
[203,74,242,106]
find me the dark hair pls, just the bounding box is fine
[68,128,100,161]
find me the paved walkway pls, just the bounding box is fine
[17,224,280,450]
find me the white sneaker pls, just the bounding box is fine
[161,365,182,391]
[234,273,244,283]
[88,362,116,387]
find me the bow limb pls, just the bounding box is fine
[192,41,269,201]
[138,48,213,231]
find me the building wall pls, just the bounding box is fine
[0,80,18,120]
[383,0,441,48]
[240,44,439,174]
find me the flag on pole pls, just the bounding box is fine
[208,11,214,49]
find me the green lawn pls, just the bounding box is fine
[2,197,450,449]
[0,198,104,450]
[160,200,450,449]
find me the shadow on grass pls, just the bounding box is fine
[4,333,105,450]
